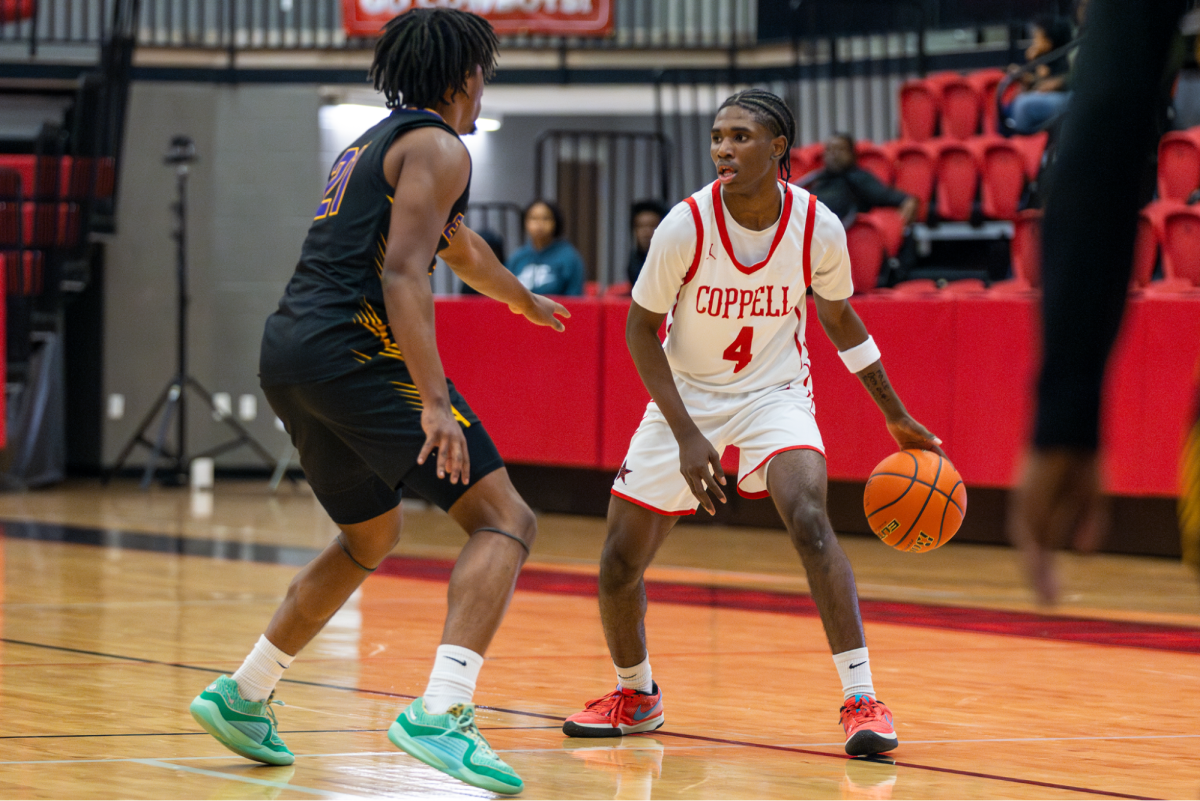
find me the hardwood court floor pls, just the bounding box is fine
[0,479,1198,799]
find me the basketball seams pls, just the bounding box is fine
[870,471,965,513]
[863,452,919,522]
[895,452,942,550]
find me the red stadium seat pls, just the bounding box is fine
[1011,132,1049,180]
[889,278,940,295]
[0,167,19,248]
[1156,129,1200,203]
[789,142,825,183]
[3,250,44,296]
[943,278,988,294]
[887,141,936,222]
[992,208,1042,293]
[966,69,1007,135]
[970,135,1027,220]
[1132,201,1173,288]
[605,281,632,297]
[899,79,939,141]
[0,155,34,199]
[855,140,893,185]
[931,138,979,221]
[1160,204,1200,286]
[937,75,983,139]
[845,209,905,293]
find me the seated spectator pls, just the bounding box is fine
[626,199,668,285]
[506,200,585,296]
[799,133,918,228]
[1003,14,1075,134]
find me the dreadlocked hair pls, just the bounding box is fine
[370,9,499,111]
[718,89,798,183]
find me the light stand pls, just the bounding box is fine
[105,135,279,488]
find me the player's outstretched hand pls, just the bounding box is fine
[512,294,570,332]
[677,428,726,516]
[885,414,946,459]
[1008,448,1105,605]
[418,406,470,485]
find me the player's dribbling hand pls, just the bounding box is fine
[418,405,470,485]
[885,414,946,459]
[512,294,570,332]
[1008,448,1105,605]
[677,428,726,516]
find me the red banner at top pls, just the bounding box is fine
[342,0,614,39]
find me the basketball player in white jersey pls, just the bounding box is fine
[563,89,944,756]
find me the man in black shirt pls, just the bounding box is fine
[188,10,566,795]
[799,133,918,228]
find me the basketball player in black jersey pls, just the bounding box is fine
[188,10,566,794]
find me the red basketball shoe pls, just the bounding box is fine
[562,684,664,737]
[839,695,898,756]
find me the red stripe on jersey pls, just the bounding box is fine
[682,196,704,286]
[667,195,708,335]
[802,191,817,288]
[711,181,794,275]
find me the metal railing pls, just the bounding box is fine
[1,0,757,52]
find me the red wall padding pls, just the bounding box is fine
[434,294,1200,497]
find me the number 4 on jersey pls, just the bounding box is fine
[723,326,754,373]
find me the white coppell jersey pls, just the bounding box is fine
[631,179,853,410]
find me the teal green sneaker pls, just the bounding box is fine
[388,698,523,795]
[189,675,294,766]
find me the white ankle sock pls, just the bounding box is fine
[232,635,294,702]
[423,645,484,715]
[832,647,875,700]
[615,655,654,694]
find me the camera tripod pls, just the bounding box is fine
[104,136,279,489]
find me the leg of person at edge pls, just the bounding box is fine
[188,10,568,795]
[1007,0,1199,603]
[562,89,945,757]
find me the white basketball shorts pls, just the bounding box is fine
[611,382,825,515]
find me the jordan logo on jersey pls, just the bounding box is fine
[693,285,795,320]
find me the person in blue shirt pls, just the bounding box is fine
[506,200,585,296]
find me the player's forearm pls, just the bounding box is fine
[444,229,536,311]
[627,324,698,440]
[382,268,452,410]
[855,361,909,423]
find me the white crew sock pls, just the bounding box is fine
[832,647,876,700]
[232,634,295,702]
[615,655,654,694]
[423,645,484,714]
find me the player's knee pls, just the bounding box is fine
[478,501,537,550]
[786,501,832,553]
[598,537,649,589]
[341,526,400,568]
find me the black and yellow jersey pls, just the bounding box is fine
[259,107,469,386]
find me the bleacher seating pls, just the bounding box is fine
[931,138,979,221]
[782,68,1200,297]
[845,208,905,292]
[1157,129,1200,202]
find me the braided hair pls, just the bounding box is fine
[718,89,798,183]
[369,9,499,111]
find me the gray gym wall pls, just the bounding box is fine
[104,81,322,469]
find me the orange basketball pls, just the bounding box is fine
[863,449,967,553]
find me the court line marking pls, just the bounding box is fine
[0,739,1173,798]
[655,731,1153,800]
[130,758,360,799]
[0,636,1175,798]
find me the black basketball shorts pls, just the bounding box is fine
[263,362,504,525]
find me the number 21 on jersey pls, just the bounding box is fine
[723,326,754,373]
[314,143,368,221]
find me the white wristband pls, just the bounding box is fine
[838,336,881,373]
